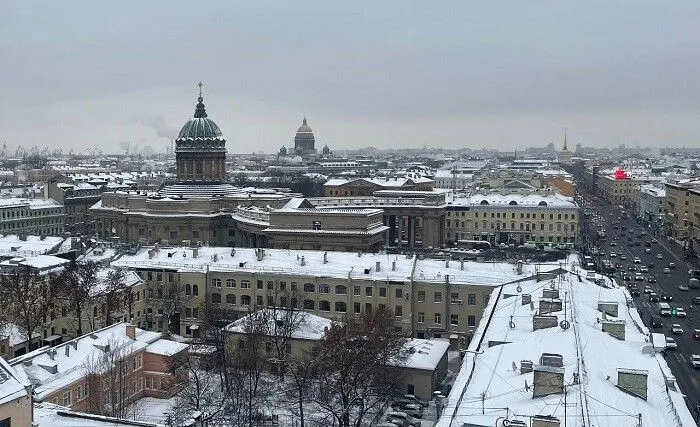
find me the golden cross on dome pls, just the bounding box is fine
[197,81,203,97]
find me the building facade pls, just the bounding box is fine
[46,179,102,236]
[634,184,665,228]
[293,118,316,156]
[0,198,64,237]
[444,192,580,247]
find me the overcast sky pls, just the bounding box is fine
[1,1,699,154]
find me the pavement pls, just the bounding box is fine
[578,193,700,420]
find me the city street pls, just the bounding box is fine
[579,194,700,416]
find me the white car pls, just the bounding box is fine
[645,248,652,254]
[672,324,683,335]
[640,266,648,273]
[679,284,689,291]
[663,268,671,274]
[692,355,700,369]
[633,257,641,264]
[610,253,617,258]
[656,253,663,259]
[665,337,677,349]
[676,308,687,318]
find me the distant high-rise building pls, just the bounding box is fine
[294,117,316,155]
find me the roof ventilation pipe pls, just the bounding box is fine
[323,252,328,264]
[376,261,381,272]
[300,256,305,266]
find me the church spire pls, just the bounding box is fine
[563,129,568,151]
[194,82,208,118]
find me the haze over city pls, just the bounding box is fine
[2,1,699,154]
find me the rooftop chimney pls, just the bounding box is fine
[300,256,305,266]
[126,324,136,340]
[323,252,328,264]
[460,257,464,270]
[392,260,396,271]
[65,345,70,357]
[376,261,381,272]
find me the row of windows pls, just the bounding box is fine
[210,279,404,298]
[416,312,476,327]
[447,221,576,232]
[416,291,482,305]
[0,208,63,219]
[448,211,576,220]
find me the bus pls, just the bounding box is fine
[658,302,671,316]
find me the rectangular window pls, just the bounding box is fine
[354,286,360,296]
[354,302,361,314]
[257,280,263,290]
[211,278,221,288]
[450,292,459,303]
[434,292,442,303]
[63,391,72,406]
[417,291,425,302]
[394,288,402,298]
[319,284,330,294]
[434,313,442,324]
[468,315,476,327]
[417,312,424,323]
[395,305,403,317]
[226,279,236,288]
[241,281,250,289]
[450,314,459,326]
[365,287,373,297]
[468,293,476,305]
[256,296,264,306]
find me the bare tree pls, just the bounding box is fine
[167,353,228,426]
[56,261,100,336]
[0,267,55,353]
[102,269,128,327]
[310,308,408,427]
[82,338,131,418]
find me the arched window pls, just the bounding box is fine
[480,200,489,205]
[538,201,548,206]
[211,293,221,304]
[303,299,315,310]
[334,302,347,313]
[508,200,518,205]
[335,285,347,295]
[185,284,192,295]
[241,295,251,306]
[319,300,331,311]
[192,285,199,296]
[304,283,315,293]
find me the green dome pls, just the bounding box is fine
[177,96,223,140]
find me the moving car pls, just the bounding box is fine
[694,329,700,340]
[647,276,657,283]
[693,296,700,305]
[610,242,617,247]
[665,337,677,349]
[671,324,683,335]
[661,295,673,302]
[628,266,637,272]
[676,308,687,318]
[645,248,652,254]
[635,274,644,281]
[649,293,659,302]
[620,255,627,260]
[656,253,663,259]
[644,287,653,294]
[610,253,617,257]
[691,355,700,369]
[663,268,671,274]
[651,317,663,328]
[633,257,641,264]
[668,262,676,268]
[678,284,689,291]
[640,266,648,273]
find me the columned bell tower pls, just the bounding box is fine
[175,83,227,182]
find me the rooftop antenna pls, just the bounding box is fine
[198,81,203,97]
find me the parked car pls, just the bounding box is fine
[610,242,617,247]
[640,266,648,273]
[645,248,652,254]
[672,324,684,335]
[678,284,689,291]
[399,395,429,408]
[694,329,700,340]
[389,403,423,419]
[633,257,641,264]
[656,253,663,259]
[385,412,420,427]
[668,262,676,268]
[610,253,617,258]
[620,255,627,260]
[693,296,700,305]
[665,337,677,349]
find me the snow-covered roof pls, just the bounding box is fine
[448,192,578,208]
[34,402,162,427]
[0,235,65,258]
[0,255,70,275]
[0,197,62,209]
[145,339,189,356]
[413,258,561,286]
[0,323,42,347]
[0,356,29,406]
[112,247,416,282]
[224,308,334,341]
[387,339,450,371]
[437,255,696,427]
[10,323,186,400]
